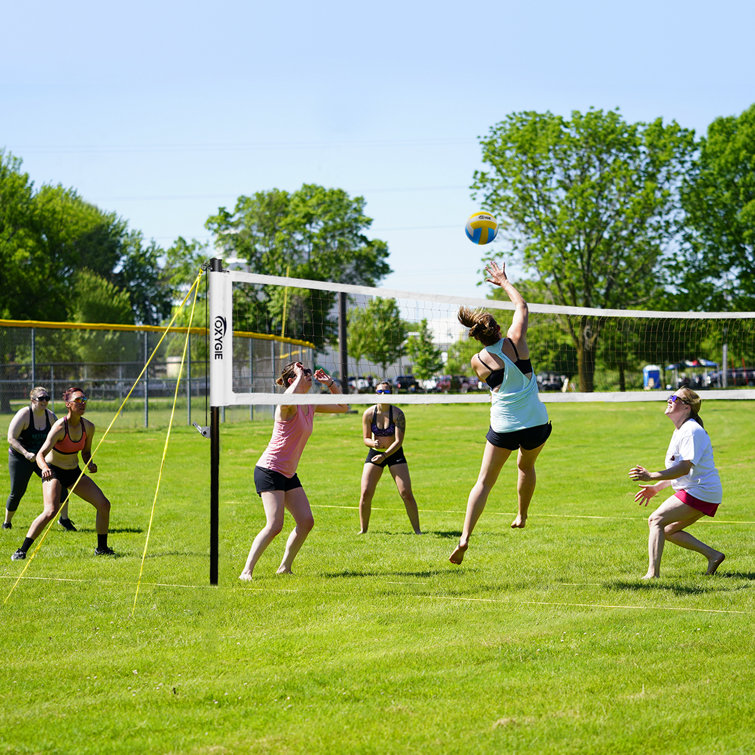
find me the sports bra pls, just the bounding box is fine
[54,419,87,455]
[479,339,533,388]
[371,405,396,437]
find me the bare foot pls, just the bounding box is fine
[449,541,468,564]
[238,571,253,582]
[706,552,725,575]
[414,530,423,535]
[358,529,367,535]
[641,573,658,580]
[276,566,293,575]
[510,515,527,529]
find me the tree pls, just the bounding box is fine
[679,103,755,310]
[406,319,443,381]
[205,184,391,350]
[347,298,407,375]
[473,109,696,390]
[444,336,479,376]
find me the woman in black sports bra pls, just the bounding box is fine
[358,382,422,534]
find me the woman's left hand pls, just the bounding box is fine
[634,485,657,506]
[87,461,97,474]
[314,368,332,385]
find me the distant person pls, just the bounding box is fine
[629,388,725,579]
[11,387,114,560]
[4,387,75,531]
[239,362,348,580]
[450,261,551,565]
[358,381,422,535]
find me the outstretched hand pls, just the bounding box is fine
[628,465,651,482]
[313,368,332,385]
[634,485,657,506]
[485,260,509,287]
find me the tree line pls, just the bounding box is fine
[1,103,752,392]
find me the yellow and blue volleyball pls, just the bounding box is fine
[465,211,499,245]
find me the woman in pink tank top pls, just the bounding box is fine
[239,362,348,580]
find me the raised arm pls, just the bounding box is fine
[485,260,529,352]
[313,368,349,414]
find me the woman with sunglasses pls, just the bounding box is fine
[358,381,422,535]
[239,362,347,580]
[629,387,725,579]
[4,387,75,531]
[11,387,114,560]
[450,260,551,565]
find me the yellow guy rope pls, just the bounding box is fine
[3,269,205,606]
[132,274,201,616]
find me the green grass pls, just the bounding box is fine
[0,402,753,754]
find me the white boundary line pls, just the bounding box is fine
[1,575,746,614]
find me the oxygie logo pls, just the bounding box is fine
[213,316,227,360]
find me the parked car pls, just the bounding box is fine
[394,375,419,392]
[705,367,755,388]
[348,375,375,392]
[537,372,567,391]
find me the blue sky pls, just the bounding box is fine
[3,0,754,300]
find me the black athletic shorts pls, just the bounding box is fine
[365,447,408,468]
[486,422,552,451]
[254,465,303,495]
[47,464,83,489]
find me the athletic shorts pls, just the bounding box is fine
[675,489,720,518]
[254,465,303,495]
[47,464,83,489]
[486,422,552,451]
[365,447,408,468]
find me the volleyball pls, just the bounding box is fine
[465,212,498,244]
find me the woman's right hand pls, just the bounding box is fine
[485,260,509,287]
[41,466,53,480]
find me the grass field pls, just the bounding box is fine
[0,401,753,754]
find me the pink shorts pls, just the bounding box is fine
[676,489,720,517]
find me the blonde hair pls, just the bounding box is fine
[29,386,49,401]
[676,386,704,427]
[458,306,500,346]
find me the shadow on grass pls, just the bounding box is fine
[606,578,742,595]
[323,569,453,579]
[59,527,144,534]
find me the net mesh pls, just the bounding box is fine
[215,270,755,405]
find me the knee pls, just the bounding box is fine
[648,513,664,530]
[266,520,284,538]
[298,515,315,534]
[100,497,111,513]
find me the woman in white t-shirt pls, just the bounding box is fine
[628,387,725,579]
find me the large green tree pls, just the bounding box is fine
[473,109,695,390]
[679,103,755,310]
[347,298,407,375]
[205,184,391,349]
[406,319,443,381]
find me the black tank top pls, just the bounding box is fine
[14,407,52,457]
[480,339,533,388]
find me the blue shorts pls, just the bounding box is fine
[486,422,552,451]
[365,447,408,468]
[254,465,303,495]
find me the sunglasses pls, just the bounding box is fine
[69,396,88,405]
[667,395,689,405]
[376,389,392,394]
[34,395,50,402]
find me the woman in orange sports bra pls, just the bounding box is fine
[11,386,115,561]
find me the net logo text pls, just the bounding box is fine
[214,316,227,360]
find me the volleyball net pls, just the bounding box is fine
[209,265,755,406]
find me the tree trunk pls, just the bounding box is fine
[577,317,597,392]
